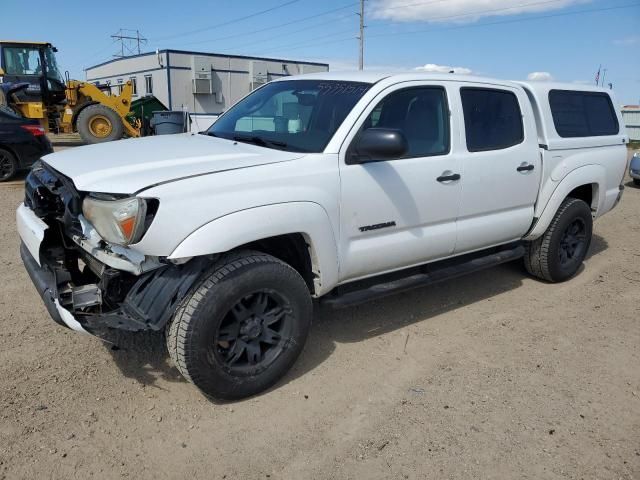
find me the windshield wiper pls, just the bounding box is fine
[232,135,288,149]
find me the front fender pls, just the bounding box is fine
[168,202,339,296]
[525,165,605,240]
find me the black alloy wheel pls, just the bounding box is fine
[213,290,293,376]
[558,218,587,267]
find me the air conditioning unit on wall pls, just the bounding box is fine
[250,60,268,91]
[191,56,212,94]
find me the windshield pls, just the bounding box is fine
[208,80,371,153]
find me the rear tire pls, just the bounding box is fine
[76,104,124,144]
[634,178,640,186]
[0,148,18,182]
[166,251,312,400]
[524,197,593,282]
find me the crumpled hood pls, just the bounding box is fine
[42,133,303,193]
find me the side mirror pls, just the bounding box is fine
[348,128,408,164]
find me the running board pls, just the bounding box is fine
[322,244,525,309]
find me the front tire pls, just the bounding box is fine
[0,148,18,182]
[524,197,593,282]
[633,178,640,186]
[76,104,124,144]
[166,251,312,400]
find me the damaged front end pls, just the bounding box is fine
[18,162,209,334]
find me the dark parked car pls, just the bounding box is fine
[0,84,53,182]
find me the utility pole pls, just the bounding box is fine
[600,68,607,87]
[357,0,365,70]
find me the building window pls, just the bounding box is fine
[460,87,524,152]
[129,76,137,95]
[549,90,619,138]
[145,75,153,95]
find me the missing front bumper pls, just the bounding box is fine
[20,243,90,334]
[20,241,211,333]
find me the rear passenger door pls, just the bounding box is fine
[455,85,541,253]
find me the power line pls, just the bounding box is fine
[181,13,354,52]
[252,28,357,55]
[257,35,358,55]
[248,2,639,59]
[170,2,358,49]
[153,0,306,42]
[167,0,444,51]
[65,40,119,70]
[234,17,353,51]
[168,0,572,66]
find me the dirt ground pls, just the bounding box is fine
[0,150,638,480]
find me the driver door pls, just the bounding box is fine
[338,82,463,283]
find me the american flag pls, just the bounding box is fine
[595,66,601,85]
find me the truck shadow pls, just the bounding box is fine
[97,329,186,388]
[283,233,610,389]
[100,234,609,395]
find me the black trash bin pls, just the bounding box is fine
[150,111,191,135]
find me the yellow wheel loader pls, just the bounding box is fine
[0,41,140,143]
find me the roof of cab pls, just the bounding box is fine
[0,41,53,46]
[277,72,622,99]
[275,70,522,88]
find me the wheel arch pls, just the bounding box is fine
[525,165,605,240]
[168,202,339,296]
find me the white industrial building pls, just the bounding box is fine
[621,106,640,141]
[85,49,329,129]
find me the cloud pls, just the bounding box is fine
[415,63,473,74]
[527,71,554,81]
[371,0,590,23]
[614,35,640,46]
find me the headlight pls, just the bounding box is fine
[82,196,151,246]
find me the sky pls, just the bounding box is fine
[2,0,639,104]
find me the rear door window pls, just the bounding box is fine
[460,88,524,152]
[549,90,619,137]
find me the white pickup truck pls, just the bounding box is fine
[17,72,628,399]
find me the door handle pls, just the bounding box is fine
[517,164,535,172]
[436,173,461,182]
